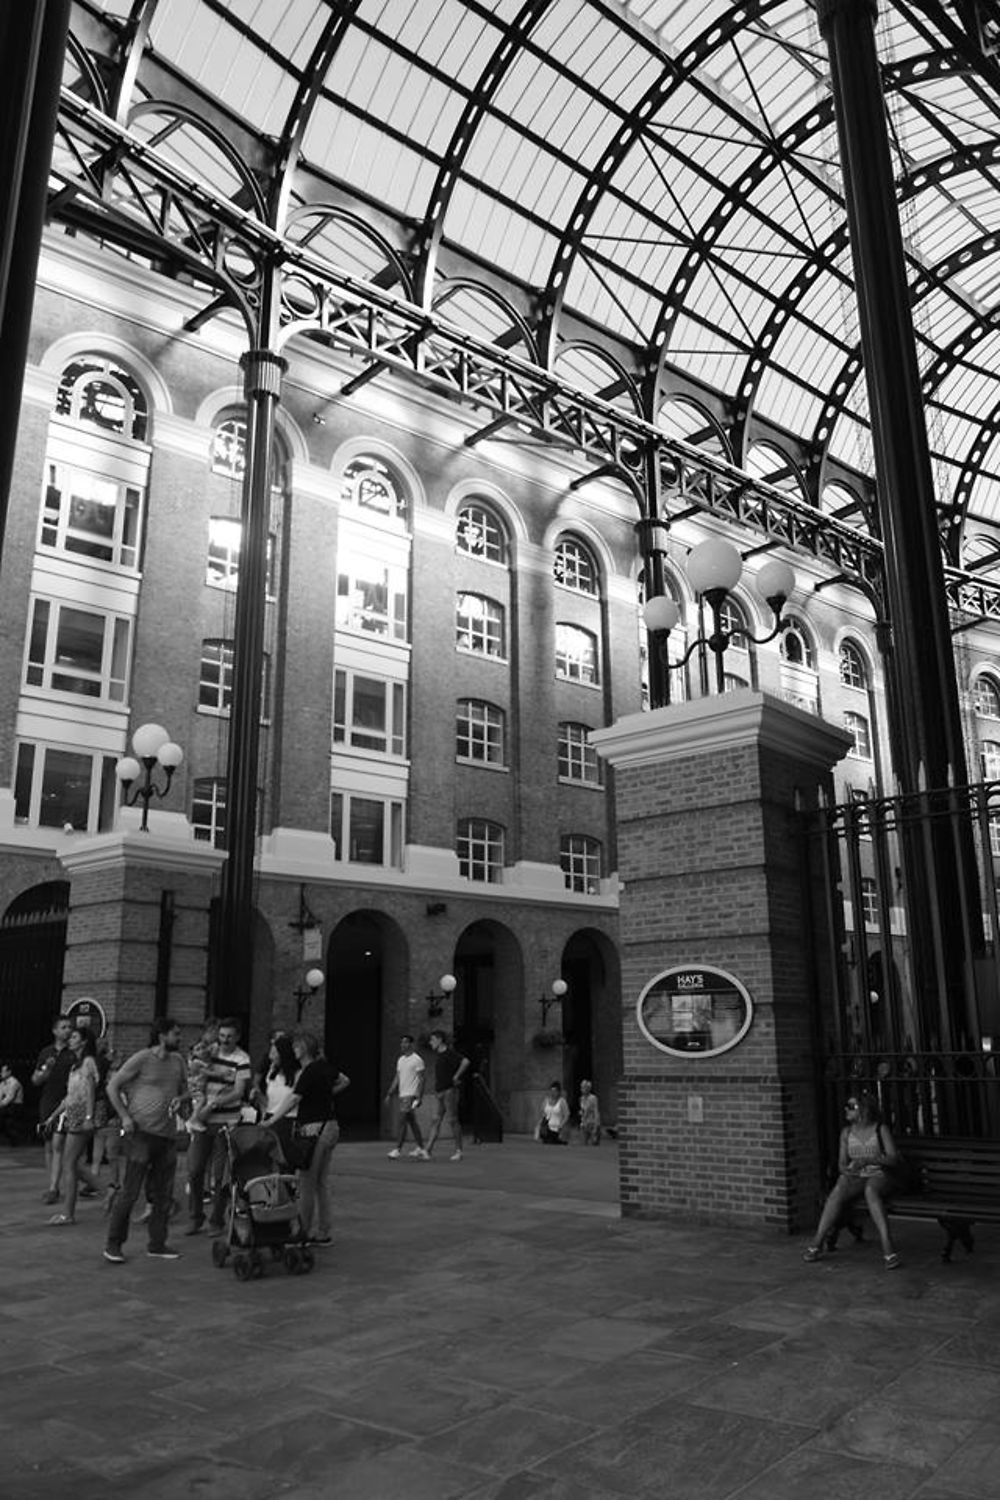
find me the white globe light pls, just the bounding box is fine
[115,755,141,783]
[157,741,184,770]
[756,558,795,607]
[439,973,457,994]
[132,722,169,760]
[305,968,324,991]
[686,537,743,595]
[551,978,568,998]
[642,595,680,633]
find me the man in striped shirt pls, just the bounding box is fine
[184,1016,251,1237]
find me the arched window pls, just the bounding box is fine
[840,641,868,689]
[719,596,748,650]
[457,501,508,563]
[974,675,1000,718]
[554,536,599,595]
[558,722,601,785]
[212,416,247,478]
[456,594,505,657]
[555,623,599,684]
[844,710,871,759]
[55,356,148,441]
[560,834,602,894]
[981,740,1000,778]
[456,700,506,765]
[341,454,408,523]
[457,818,505,882]
[780,617,815,668]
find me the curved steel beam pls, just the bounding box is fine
[109,0,158,127]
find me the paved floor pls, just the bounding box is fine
[2,1134,999,1500]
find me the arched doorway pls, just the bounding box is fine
[453,919,523,1115]
[326,911,408,1136]
[561,928,622,1126]
[0,882,70,1079]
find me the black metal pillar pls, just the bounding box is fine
[819,0,984,1050]
[637,440,671,709]
[0,1,72,562]
[216,347,286,1018]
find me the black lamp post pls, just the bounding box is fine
[115,722,184,832]
[643,539,795,704]
[426,973,456,1019]
[539,978,568,1027]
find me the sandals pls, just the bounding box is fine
[802,1245,823,1262]
[47,1213,75,1226]
[884,1252,902,1270]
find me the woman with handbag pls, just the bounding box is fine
[43,1026,102,1225]
[803,1090,902,1269]
[261,1030,349,1247]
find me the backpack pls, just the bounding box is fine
[878,1126,922,1195]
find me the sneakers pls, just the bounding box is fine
[450,1151,463,1162]
[802,1245,823,1262]
[103,1247,126,1263]
[884,1252,902,1270]
[147,1247,181,1260]
[411,1148,430,1160]
[387,1148,401,1159]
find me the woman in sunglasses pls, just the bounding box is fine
[803,1090,902,1269]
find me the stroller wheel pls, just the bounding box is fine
[233,1252,253,1281]
[211,1239,229,1269]
[251,1252,265,1278]
[300,1247,315,1273]
[283,1247,302,1274]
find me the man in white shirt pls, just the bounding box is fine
[384,1034,428,1160]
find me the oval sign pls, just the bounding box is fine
[636,965,753,1059]
[66,996,108,1039]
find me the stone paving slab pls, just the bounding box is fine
[1,1136,999,1499]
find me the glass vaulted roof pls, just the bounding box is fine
[54,0,1000,568]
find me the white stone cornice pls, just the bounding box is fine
[58,827,227,877]
[592,689,853,773]
[151,412,212,462]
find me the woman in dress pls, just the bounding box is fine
[803,1089,902,1269]
[43,1027,102,1225]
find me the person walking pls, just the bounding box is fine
[43,1026,102,1224]
[385,1034,428,1159]
[184,1016,251,1237]
[103,1017,188,1264]
[425,1030,469,1161]
[537,1080,570,1144]
[32,1015,73,1203]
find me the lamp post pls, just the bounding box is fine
[426,973,457,1019]
[539,977,568,1027]
[115,722,184,832]
[643,539,795,705]
[293,967,325,1022]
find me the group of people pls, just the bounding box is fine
[536,1078,601,1145]
[29,1012,350,1263]
[384,1029,469,1160]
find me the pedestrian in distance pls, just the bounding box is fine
[385,1034,428,1159]
[578,1079,601,1145]
[262,1030,349,1247]
[42,1026,102,1224]
[184,1016,251,1238]
[32,1015,73,1203]
[537,1080,570,1144]
[425,1030,469,1161]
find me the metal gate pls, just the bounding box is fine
[0,881,69,1083]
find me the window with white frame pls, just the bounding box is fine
[337,553,408,640]
[990,815,1000,859]
[456,699,506,765]
[982,740,1000,779]
[25,599,131,702]
[840,640,868,689]
[192,778,227,848]
[457,818,505,882]
[860,877,878,927]
[212,416,247,478]
[719,596,748,649]
[198,640,271,717]
[342,454,408,524]
[844,709,871,759]
[974,675,1000,718]
[40,462,143,569]
[555,623,599,684]
[558,722,602,785]
[560,834,602,894]
[206,516,276,595]
[55,357,148,441]
[780,617,815,668]
[334,670,406,756]
[456,593,505,657]
[330,791,403,866]
[457,501,508,563]
[554,536,599,595]
[14,742,118,832]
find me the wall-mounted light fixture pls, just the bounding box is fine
[426,972,457,1019]
[539,977,568,1027]
[643,538,795,705]
[115,722,184,832]
[294,967,325,1021]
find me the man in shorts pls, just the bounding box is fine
[425,1030,469,1162]
[384,1034,428,1159]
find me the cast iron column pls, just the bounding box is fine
[637,438,671,709]
[819,0,983,1049]
[215,347,286,1016]
[0,1,71,560]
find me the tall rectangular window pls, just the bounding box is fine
[330,792,403,866]
[557,722,601,784]
[15,742,118,831]
[456,700,505,765]
[192,779,227,848]
[336,555,408,639]
[457,818,505,882]
[333,670,406,755]
[555,623,598,684]
[41,463,143,569]
[456,594,505,657]
[199,640,270,717]
[560,834,602,894]
[206,517,276,594]
[25,598,131,702]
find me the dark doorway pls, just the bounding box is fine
[560,929,620,1124]
[326,912,385,1136]
[0,882,69,1084]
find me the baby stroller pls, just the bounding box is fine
[211,1124,314,1280]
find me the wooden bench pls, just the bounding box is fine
[833,1137,1000,1262]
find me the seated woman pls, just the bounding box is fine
[537,1080,569,1144]
[803,1089,902,1269]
